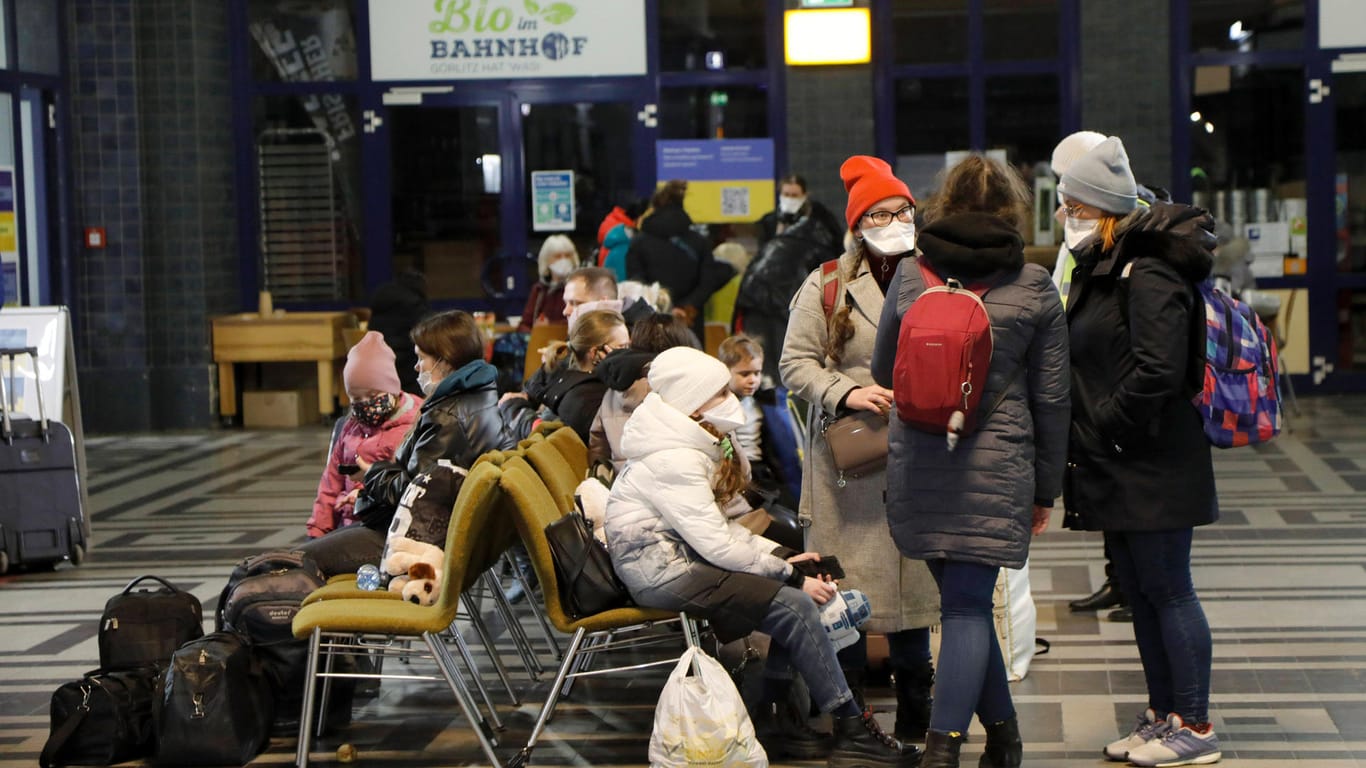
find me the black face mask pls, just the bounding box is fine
[350,392,395,427]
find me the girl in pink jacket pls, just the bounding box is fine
[307,332,423,538]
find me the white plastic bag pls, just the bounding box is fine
[993,561,1038,682]
[648,647,768,768]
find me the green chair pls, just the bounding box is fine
[291,461,508,768]
[497,456,703,768]
[523,437,579,514]
[545,425,589,479]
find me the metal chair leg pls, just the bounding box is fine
[462,590,521,704]
[448,619,505,731]
[483,570,544,679]
[295,628,323,768]
[511,626,586,768]
[502,551,562,660]
[426,632,503,767]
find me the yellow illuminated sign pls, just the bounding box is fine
[784,9,871,66]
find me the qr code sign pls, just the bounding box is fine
[721,186,750,217]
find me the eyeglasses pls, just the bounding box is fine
[861,205,915,228]
[1061,203,1099,220]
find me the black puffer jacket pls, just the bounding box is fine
[627,205,734,319]
[1064,207,1218,532]
[355,360,513,531]
[501,362,607,444]
[736,216,843,319]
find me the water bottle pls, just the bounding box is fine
[356,563,382,591]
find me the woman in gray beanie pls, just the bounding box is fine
[1059,137,1222,768]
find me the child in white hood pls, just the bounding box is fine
[603,347,919,768]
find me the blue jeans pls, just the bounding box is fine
[760,586,857,713]
[1104,529,1212,723]
[926,559,1015,733]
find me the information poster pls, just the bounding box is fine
[656,139,775,224]
[531,170,575,232]
[0,168,18,306]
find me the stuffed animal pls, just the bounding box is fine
[382,536,443,605]
[378,460,468,606]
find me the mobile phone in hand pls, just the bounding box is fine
[818,555,846,580]
[337,463,360,476]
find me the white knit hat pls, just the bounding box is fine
[647,347,731,417]
[1058,137,1138,215]
[1050,130,1108,177]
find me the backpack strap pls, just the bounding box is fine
[820,260,842,321]
[919,256,994,297]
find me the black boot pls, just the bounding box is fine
[1068,580,1125,612]
[921,729,965,768]
[978,717,1022,768]
[892,662,934,742]
[828,709,922,767]
[752,699,832,760]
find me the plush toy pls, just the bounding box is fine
[378,460,468,606]
[382,536,444,605]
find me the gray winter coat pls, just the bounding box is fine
[870,213,1071,570]
[780,248,941,634]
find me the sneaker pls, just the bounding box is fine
[1103,708,1168,761]
[1126,713,1222,767]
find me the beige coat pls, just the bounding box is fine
[779,249,940,634]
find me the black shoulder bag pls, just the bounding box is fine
[544,512,633,619]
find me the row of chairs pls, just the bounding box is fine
[289,426,704,767]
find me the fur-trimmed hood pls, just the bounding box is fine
[916,212,1025,281]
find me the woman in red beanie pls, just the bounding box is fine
[305,331,423,539]
[779,156,940,747]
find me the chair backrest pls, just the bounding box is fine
[523,438,579,514]
[703,321,728,357]
[498,456,577,632]
[524,323,569,381]
[545,426,589,479]
[432,461,506,617]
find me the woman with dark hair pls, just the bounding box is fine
[870,154,1071,767]
[298,310,514,576]
[758,173,844,251]
[780,156,941,742]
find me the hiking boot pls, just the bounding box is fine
[1069,580,1125,612]
[921,729,965,768]
[892,662,934,742]
[752,699,832,760]
[1126,713,1222,767]
[1103,708,1169,762]
[978,716,1022,768]
[828,709,922,767]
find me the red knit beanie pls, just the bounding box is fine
[840,155,914,230]
[343,331,401,397]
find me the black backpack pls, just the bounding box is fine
[153,632,273,766]
[217,549,324,644]
[99,575,204,672]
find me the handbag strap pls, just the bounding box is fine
[40,684,92,768]
[120,574,180,594]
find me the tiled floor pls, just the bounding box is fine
[3,395,1366,766]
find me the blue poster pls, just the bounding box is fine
[656,139,774,181]
[531,170,575,232]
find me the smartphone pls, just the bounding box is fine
[337,463,360,476]
[817,555,846,580]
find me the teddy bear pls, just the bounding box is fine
[382,536,443,605]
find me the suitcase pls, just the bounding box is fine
[0,347,87,574]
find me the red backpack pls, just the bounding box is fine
[892,259,996,446]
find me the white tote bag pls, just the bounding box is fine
[993,561,1039,682]
[648,647,768,768]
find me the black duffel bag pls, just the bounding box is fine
[99,575,204,671]
[153,631,273,766]
[544,511,633,619]
[40,667,159,768]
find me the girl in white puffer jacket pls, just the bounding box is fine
[603,347,919,768]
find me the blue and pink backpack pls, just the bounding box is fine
[1192,281,1282,447]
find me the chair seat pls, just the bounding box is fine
[559,605,680,634]
[293,596,456,637]
[303,579,402,606]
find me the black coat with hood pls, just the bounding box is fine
[1063,206,1219,532]
[626,205,735,323]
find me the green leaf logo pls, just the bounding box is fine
[541,2,576,24]
[524,0,540,13]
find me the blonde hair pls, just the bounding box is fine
[546,309,626,371]
[712,242,751,274]
[717,334,763,368]
[537,234,578,278]
[923,154,1031,232]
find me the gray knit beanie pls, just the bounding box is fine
[1058,136,1137,214]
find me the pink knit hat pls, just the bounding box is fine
[343,331,401,397]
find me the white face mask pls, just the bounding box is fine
[861,220,916,256]
[778,195,806,215]
[417,366,444,397]
[548,256,576,280]
[1064,218,1100,251]
[701,394,747,433]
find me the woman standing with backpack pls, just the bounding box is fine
[780,155,941,743]
[1057,137,1221,768]
[869,154,1071,767]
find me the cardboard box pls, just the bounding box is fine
[243,389,318,429]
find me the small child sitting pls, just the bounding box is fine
[716,334,803,508]
[306,332,423,538]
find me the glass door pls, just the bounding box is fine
[1324,65,1366,385]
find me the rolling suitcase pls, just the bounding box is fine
[0,347,87,574]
